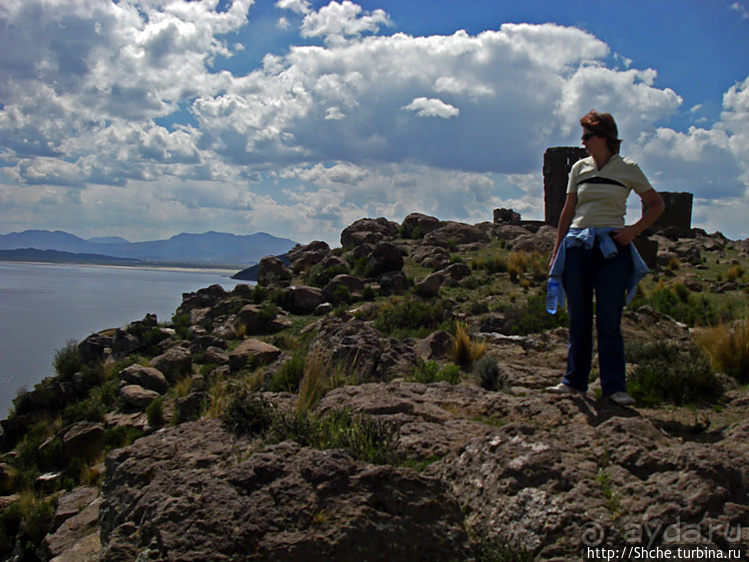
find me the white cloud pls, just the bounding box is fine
[402,97,460,119]
[0,1,747,242]
[731,2,749,19]
[276,0,312,16]
[300,1,392,45]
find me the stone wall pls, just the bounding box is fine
[543,147,587,227]
[644,191,693,233]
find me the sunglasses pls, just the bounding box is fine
[582,131,600,141]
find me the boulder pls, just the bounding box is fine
[377,270,409,296]
[151,346,192,381]
[43,488,102,562]
[283,285,325,314]
[78,332,114,362]
[229,339,283,371]
[366,241,404,276]
[62,422,105,462]
[322,274,366,301]
[510,225,557,254]
[288,240,331,272]
[411,245,451,270]
[415,271,444,297]
[442,262,472,284]
[118,364,168,394]
[236,304,270,334]
[422,222,489,248]
[100,421,472,562]
[111,329,141,357]
[308,316,420,382]
[414,331,453,361]
[401,213,442,239]
[120,385,160,409]
[257,255,292,287]
[340,217,400,249]
[203,346,230,365]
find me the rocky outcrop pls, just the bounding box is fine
[3,208,749,561]
[100,420,472,561]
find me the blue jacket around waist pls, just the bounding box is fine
[548,227,649,307]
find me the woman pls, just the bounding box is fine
[547,110,665,406]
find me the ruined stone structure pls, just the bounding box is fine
[644,191,693,233]
[543,146,587,227]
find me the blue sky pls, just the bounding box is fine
[1,0,748,245]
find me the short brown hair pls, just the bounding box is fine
[580,110,621,154]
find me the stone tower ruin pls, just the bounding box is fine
[543,146,587,227]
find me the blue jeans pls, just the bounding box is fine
[562,240,633,395]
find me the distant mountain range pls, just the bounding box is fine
[0,230,298,268]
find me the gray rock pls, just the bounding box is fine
[401,212,442,238]
[283,285,325,314]
[100,421,472,562]
[411,245,451,270]
[62,421,105,462]
[322,274,365,301]
[229,339,282,371]
[151,346,192,381]
[415,271,444,297]
[414,330,453,361]
[288,240,331,273]
[119,385,160,409]
[43,487,101,561]
[203,345,230,365]
[340,217,400,249]
[118,364,168,394]
[366,241,404,276]
[422,222,489,248]
[257,255,292,287]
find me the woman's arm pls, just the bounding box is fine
[549,192,577,268]
[613,188,665,245]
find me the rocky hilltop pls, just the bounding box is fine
[1,212,748,561]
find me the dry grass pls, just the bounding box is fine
[296,353,351,413]
[695,315,749,383]
[507,251,530,284]
[452,322,488,368]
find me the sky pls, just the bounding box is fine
[1,0,748,246]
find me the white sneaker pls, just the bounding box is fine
[608,391,636,406]
[546,383,585,395]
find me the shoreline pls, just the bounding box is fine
[0,259,244,277]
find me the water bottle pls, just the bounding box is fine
[546,279,559,314]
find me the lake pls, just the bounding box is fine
[0,262,245,418]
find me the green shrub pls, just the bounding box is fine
[499,293,568,335]
[53,340,83,381]
[62,397,106,425]
[268,349,307,393]
[0,500,21,558]
[271,409,400,466]
[221,390,401,465]
[171,312,192,339]
[474,355,507,391]
[367,297,452,338]
[626,341,723,407]
[305,263,350,288]
[406,361,461,384]
[222,390,276,436]
[647,286,716,326]
[104,426,143,454]
[146,396,166,427]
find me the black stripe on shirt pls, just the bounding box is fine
[577,176,627,189]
